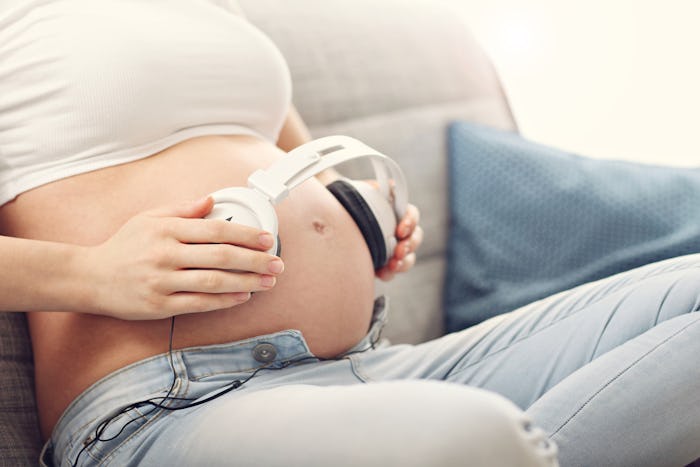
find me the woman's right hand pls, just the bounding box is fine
[81,196,284,320]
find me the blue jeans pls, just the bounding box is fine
[43,254,700,467]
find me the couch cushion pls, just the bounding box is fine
[0,313,41,465]
[444,121,700,332]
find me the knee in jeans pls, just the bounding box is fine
[398,381,559,467]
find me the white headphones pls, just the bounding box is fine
[205,135,409,269]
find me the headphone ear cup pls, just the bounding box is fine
[326,179,397,269]
[206,187,280,256]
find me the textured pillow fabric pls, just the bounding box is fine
[444,121,700,332]
[0,313,42,465]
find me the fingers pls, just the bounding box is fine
[376,252,417,282]
[165,292,254,316]
[396,204,420,239]
[376,221,423,282]
[165,269,278,295]
[394,225,424,261]
[165,241,284,295]
[397,252,416,272]
[375,266,394,282]
[141,198,275,250]
[165,217,274,250]
[146,196,214,219]
[175,243,284,273]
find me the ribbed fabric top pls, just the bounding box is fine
[0,0,291,205]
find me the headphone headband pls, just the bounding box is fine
[247,136,408,218]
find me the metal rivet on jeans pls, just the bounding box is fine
[252,343,277,363]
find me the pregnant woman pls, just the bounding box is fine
[1,2,698,466]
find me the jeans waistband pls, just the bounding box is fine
[44,296,388,466]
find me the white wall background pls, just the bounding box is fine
[445,0,700,167]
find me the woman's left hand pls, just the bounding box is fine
[376,203,423,281]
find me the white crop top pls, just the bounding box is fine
[0,0,292,205]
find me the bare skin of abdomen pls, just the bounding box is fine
[0,135,376,439]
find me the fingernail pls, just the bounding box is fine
[261,275,276,287]
[268,259,284,274]
[259,233,274,248]
[395,260,404,271]
[234,292,251,302]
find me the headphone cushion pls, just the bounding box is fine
[326,179,396,269]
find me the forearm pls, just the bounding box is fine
[276,106,312,152]
[0,235,89,312]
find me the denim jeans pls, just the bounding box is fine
[43,254,700,467]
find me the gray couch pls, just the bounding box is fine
[0,0,516,464]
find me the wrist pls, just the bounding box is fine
[49,243,98,313]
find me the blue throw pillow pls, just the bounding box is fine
[444,121,700,332]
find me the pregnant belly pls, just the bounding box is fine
[0,135,376,438]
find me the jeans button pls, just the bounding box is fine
[252,343,277,363]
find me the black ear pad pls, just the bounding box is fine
[326,179,387,269]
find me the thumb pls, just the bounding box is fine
[147,196,214,219]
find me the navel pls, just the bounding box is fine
[312,220,327,234]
